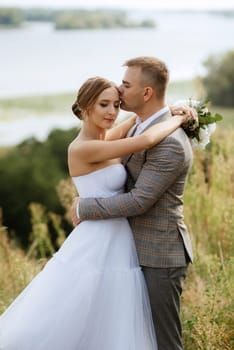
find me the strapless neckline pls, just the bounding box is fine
[72,163,123,179]
[72,163,126,198]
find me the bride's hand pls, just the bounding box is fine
[171,105,199,131]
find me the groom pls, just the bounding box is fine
[71,56,194,350]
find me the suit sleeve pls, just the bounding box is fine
[79,137,185,220]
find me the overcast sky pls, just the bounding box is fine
[0,0,233,10]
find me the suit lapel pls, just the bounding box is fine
[122,123,140,165]
[123,110,172,166]
[139,110,171,133]
[126,123,138,137]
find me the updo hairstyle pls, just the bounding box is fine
[72,77,118,120]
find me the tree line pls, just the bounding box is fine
[0,128,78,248]
[201,50,234,107]
[0,7,155,29]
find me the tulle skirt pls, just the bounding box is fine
[0,218,157,350]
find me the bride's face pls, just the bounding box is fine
[88,87,120,129]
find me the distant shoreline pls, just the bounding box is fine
[0,8,156,30]
[0,80,196,121]
[0,8,233,30]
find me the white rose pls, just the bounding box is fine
[201,107,209,114]
[207,123,216,136]
[190,138,200,148]
[190,100,200,108]
[190,138,207,149]
[199,126,210,148]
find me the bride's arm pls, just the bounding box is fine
[69,115,187,163]
[105,115,136,140]
[105,105,197,142]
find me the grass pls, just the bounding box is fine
[0,225,45,311]
[181,129,234,349]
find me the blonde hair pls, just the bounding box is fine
[123,56,169,99]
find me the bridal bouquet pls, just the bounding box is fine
[176,99,223,149]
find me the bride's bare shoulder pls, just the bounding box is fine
[68,138,87,153]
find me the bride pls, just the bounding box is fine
[0,76,190,350]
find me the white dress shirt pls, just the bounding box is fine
[134,105,170,135]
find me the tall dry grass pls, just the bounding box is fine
[0,224,44,313]
[182,128,234,349]
[0,128,233,349]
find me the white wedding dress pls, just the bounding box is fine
[0,164,157,350]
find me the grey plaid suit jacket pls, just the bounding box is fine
[79,110,193,268]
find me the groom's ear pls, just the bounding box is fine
[143,87,153,101]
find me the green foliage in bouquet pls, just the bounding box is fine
[185,99,223,142]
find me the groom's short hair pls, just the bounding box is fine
[123,56,169,99]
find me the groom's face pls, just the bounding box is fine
[119,66,145,113]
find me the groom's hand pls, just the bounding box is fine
[71,196,81,227]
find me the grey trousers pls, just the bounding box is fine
[142,265,189,350]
